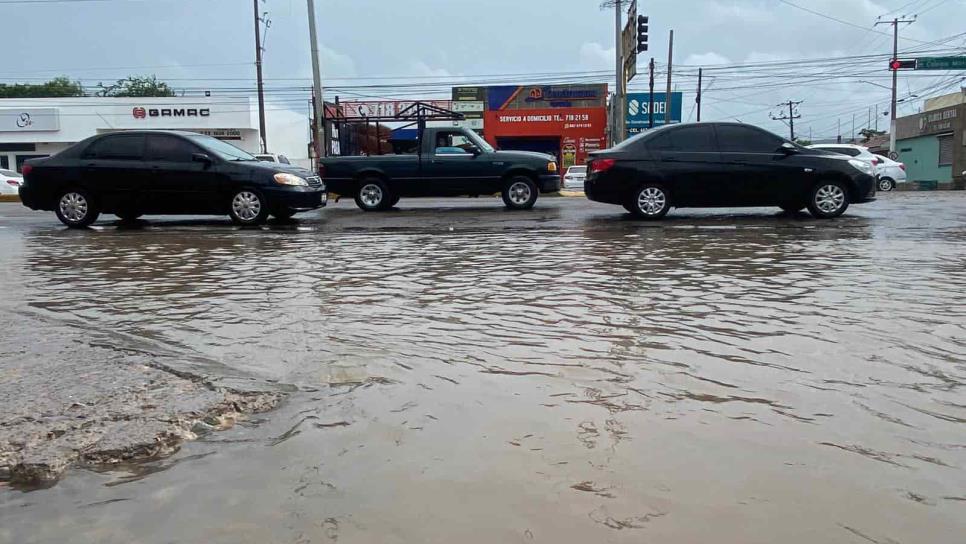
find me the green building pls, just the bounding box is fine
[895,104,964,188]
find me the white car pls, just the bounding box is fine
[808,144,881,172]
[0,169,23,196]
[874,156,907,191]
[563,165,586,189]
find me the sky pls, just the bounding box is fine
[3,0,966,144]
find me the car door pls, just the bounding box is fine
[714,124,806,205]
[421,130,483,195]
[144,134,224,214]
[649,124,723,206]
[80,133,149,211]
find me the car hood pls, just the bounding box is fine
[491,150,556,162]
[242,160,317,178]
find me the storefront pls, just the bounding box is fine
[461,84,608,169]
[895,104,964,187]
[0,97,261,172]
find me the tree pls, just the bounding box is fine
[0,77,85,98]
[794,138,812,147]
[96,75,175,97]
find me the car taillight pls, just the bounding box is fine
[21,164,33,176]
[590,159,616,173]
[871,158,879,165]
[899,163,905,171]
[6,180,20,186]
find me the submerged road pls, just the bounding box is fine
[1,193,964,543]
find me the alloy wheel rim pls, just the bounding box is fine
[815,184,845,213]
[879,179,892,191]
[232,191,262,221]
[508,182,531,205]
[59,192,88,222]
[637,187,666,215]
[360,184,383,207]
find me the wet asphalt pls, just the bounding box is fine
[1,193,965,543]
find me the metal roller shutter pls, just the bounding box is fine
[938,134,953,166]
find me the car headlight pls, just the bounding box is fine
[274,173,308,186]
[848,159,873,175]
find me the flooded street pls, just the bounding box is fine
[1,194,965,543]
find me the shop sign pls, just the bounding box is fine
[132,106,210,119]
[341,100,453,118]
[918,108,957,134]
[487,85,607,110]
[0,108,60,132]
[452,86,485,102]
[197,128,241,140]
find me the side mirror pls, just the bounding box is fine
[192,152,213,166]
[780,142,798,154]
[469,145,482,156]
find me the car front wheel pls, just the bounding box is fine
[627,183,671,219]
[229,188,269,225]
[878,177,895,191]
[502,176,538,210]
[807,181,850,219]
[55,188,100,228]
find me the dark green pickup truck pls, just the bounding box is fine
[321,126,561,211]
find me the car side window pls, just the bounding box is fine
[434,131,474,154]
[279,155,290,164]
[646,131,673,151]
[82,134,145,160]
[669,125,717,152]
[145,135,199,162]
[716,125,784,154]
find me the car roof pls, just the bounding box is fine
[810,144,868,149]
[97,130,206,137]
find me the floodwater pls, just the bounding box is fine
[1,194,965,543]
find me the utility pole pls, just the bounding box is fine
[876,15,915,152]
[307,0,326,159]
[613,0,624,144]
[253,0,267,153]
[648,57,655,129]
[665,29,673,126]
[875,104,879,131]
[851,113,856,143]
[696,67,703,122]
[772,100,803,141]
[837,118,841,143]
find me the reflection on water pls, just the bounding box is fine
[2,198,965,543]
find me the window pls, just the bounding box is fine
[0,156,7,170]
[184,134,256,161]
[938,134,953,166]
[814,146,860,157]
[434,131,473,154]
[716,124,784,153]
[146,135,199,162]
[669,125,717,151]
[83,134,145,160]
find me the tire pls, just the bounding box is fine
[807,181,850,219]
[272,208,296,220]
[627,183,671,219]
[878,177,895,192]
[228,188,270,225]
[501,176,538,210]
[779,204,804,213]
[115,210,142,221]
[389,195,401,207]
[54,188,100,228]
[354,178,391,211]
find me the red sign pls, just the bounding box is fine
[483,107,607,166]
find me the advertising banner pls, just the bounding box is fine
[625,92,683,131]
[487,85,607,111]
[0,108,60,132]
[340,100,454,119]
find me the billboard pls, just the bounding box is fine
[340,100,454,119]
[487,84,607,111]
[625,92,683,133]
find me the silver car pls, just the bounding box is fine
[563,165,586,189]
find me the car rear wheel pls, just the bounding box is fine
[807,181,850,219]
[55,188,100,228]
[502,176,538,210]
[878,177,895,191]
[355,179,391,211]
[229,188,269,225]
[627,183,671,219]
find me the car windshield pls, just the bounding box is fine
[569,166,587,173]
[186,134,257,161]
[462,130,494,153]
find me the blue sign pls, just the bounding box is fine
[626,92,683,129]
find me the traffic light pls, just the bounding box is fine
[637,15,648,52]
[889,58,917,71]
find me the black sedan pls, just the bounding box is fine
[18,130,326,227]
[585,122,876,219]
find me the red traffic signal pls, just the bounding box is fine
[889,58,917,71]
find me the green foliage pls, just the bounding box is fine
[794,138,812,147]
[0,77,85,98]
[96,75,175,97]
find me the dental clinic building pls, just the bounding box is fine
[0,97,261,172]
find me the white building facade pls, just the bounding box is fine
[0,96,262,172]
